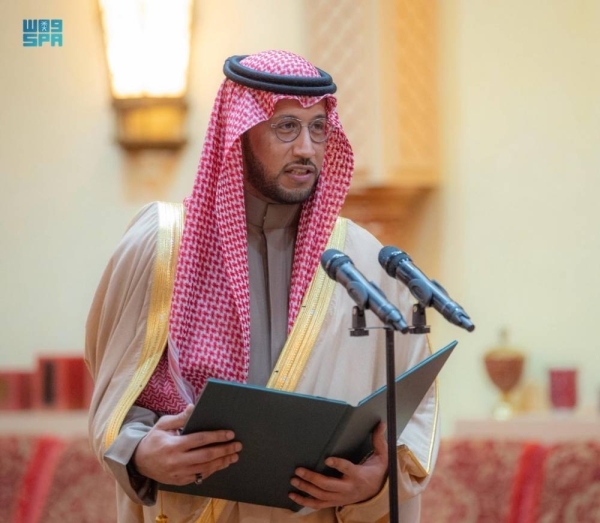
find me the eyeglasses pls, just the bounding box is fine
[269,117,331,143]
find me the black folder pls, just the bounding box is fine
[159,340,456,511]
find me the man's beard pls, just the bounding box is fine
[241,136,319,205]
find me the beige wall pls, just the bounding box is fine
[1,1,599,433]
[432,0,600,429]
[0,0,305,364]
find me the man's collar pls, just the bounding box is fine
[244,191,301,230]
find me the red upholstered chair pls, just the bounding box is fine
[421,439,543,523]
[30,436,117,523]
[1,435,64,523]
[522,441,600,523]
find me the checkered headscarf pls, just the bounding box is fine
[136,51,354,414]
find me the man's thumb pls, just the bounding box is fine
[155,404,194,431]
[372,422,388,455]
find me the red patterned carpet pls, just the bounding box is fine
[421,439,540,523]
[0,436,40,521]
[529,441,600,523]
[2,435,599,522]
[33,437,117,523]
[1,435,116,523]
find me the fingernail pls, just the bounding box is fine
[234,443,242,452]
[325,458,334,466]
[226,431,235,439]
[291,479,299,487]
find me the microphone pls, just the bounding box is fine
[378,246,475,332]
[321,249,408,332]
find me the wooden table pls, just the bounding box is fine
[455,411,600,443]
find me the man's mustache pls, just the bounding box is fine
[282,159,318,173]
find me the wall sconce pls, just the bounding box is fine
[98,0,194,150]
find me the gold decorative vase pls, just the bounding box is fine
[484,329,524,420]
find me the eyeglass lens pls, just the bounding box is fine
[271,118,330,143]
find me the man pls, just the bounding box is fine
[86,50,439,522]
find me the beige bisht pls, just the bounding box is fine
[86,202,440,523]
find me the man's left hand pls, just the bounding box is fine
[289,422,388,509]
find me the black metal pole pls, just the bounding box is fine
[385,327,399,523]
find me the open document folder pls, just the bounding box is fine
[160,340,457,511]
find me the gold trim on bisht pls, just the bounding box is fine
[267,216,347,391]
[104,202,185,450]
[426,352,439,475]
[196,217,348,523]
[396,333,438,477]
[422,334,437,475]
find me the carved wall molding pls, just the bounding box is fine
[306,0,439,252]
[306,0,438,186]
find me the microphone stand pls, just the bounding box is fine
[350,304,429,523]
[384,326,400,523]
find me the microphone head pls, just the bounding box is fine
[321,249,350,279]
[378,246,411,276]
[458,313,476,332]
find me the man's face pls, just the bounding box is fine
[242,99,327,204]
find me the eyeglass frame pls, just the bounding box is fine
[268,116,331,143]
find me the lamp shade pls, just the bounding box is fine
[99,0,193,98]
[98,0,194,149]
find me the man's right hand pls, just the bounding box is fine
[132,404,242,486]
